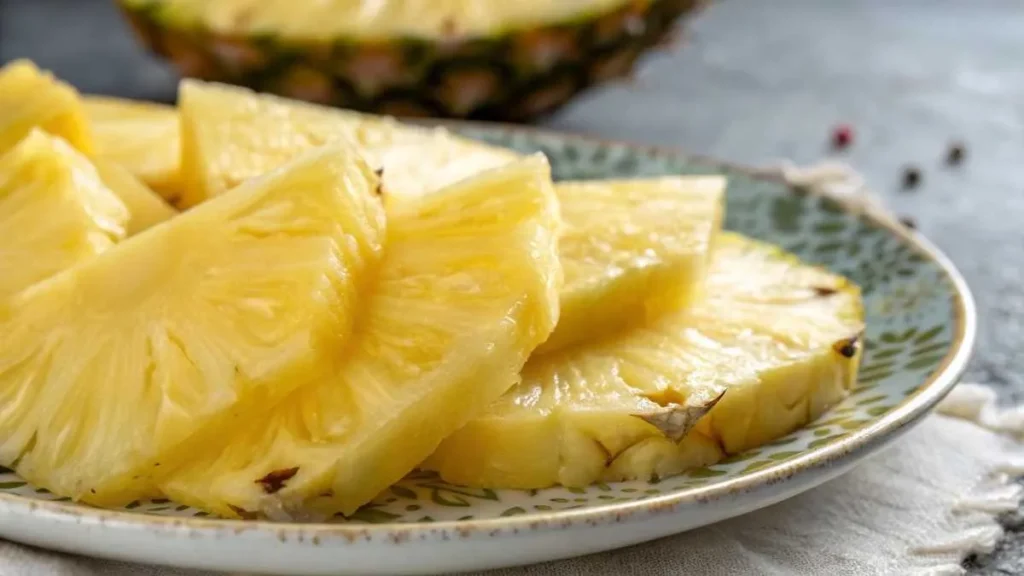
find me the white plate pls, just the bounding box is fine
[0,124,975,575]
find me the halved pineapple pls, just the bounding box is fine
[93,159,177,234]
[0,60,92,154]
[178,79,517,208]
[0,144,386,505]
[84,96,182,202]
[0,130,128,298]
[425,233,864,489]
[540,177,724,354]
[161,154,561,519]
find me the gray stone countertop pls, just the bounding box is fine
[1,0,1022,573]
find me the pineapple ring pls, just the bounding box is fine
[161,154,562,519]
[424,233,865,489]
[179,78,725,358]
[0,145,386,506]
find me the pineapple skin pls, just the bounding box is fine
[160,155,563,519]
[425,233,864,489]
[0,130,129,298]
[0,145,387,506]
[118,0,708,120]
[0,61,93,155]
[84,96,183,203]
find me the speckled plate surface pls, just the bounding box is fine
[0,124,975,575]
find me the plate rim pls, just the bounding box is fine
[0,120,977,542]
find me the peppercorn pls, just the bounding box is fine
[901,165,922,190]
[946,141,966,166]
[831,124,854,150]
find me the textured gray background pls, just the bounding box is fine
[1,0,1022,573]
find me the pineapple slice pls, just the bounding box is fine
[161,154,561,519]
[0,144,386,505]
[94,159,177,235]
[84,96,182,202]
[425,233,864,489]
[178,79,516,208]
[541,177,724,354]
[0,66,171,234]
[0,131,128,298]
[0,60,92,154]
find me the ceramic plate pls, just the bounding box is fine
[0,124,975,575]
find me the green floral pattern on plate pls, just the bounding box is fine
[0,126,961,524]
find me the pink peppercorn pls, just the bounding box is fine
[831,124,854,149]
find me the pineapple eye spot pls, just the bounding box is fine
[832,335,859,358]
[812,286,838,297]
[228,504,259,519]
[255,466,300,494]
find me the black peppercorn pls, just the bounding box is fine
[901,166,922,190]
[946,141,966,166]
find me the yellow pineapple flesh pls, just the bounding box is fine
[178,79,517,208]
[161,155,561,519]
[93,159,177,235]
[540,177,724,354]
[0,60,92,154]
[0,145,386,505]
[84,96,182,202]
[425,233,864,489]
[0,130,128,298]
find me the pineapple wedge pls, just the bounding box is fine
[84,96,182,202]
[541,177,724,354]
[161,155,561,519]
[0,131,128,298]
[0,145,386,505]
[93,159,177,234]
[178,79,516,208]
[425,233,864,489]
[0,60,92,154]
[180,78,721,354]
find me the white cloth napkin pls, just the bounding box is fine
[0,383,1021,576]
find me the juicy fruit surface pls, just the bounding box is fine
[0,146,386,505]
[124,0,645,39]
[93,159,176,235]
[0,61,92,155]
[0,131,128,298]
[121,0,702,120]
[540,177,724,354]
[179,80,516,207]
[426,233,864,489]
[161,155,561,519]
[85,97,182,202]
